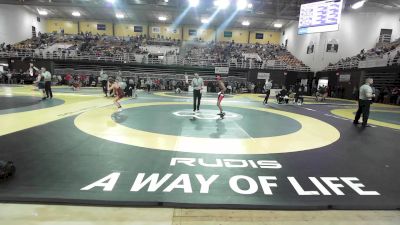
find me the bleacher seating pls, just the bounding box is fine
[0,32,311,72]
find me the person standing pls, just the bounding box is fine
[263,79,272,105]
[41,67,53,99]
[216,75,227,118]
[354,78,375,127]
[32,66,46,100]
[192,73,204,113]
[99,69,108,97]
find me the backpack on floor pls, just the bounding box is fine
[0,160,16,179]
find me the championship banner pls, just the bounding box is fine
[215,67,229,74]
[257,72,270,80]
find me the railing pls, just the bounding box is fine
[0,51,311,72]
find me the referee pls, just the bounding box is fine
[99,69,108,97]
[192,73,204,113]
[354,78,375,127]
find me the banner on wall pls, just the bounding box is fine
[339,74,351,82]
[215,67,229,74]
[257,72,270,80]
[134,26,143,32]
[189,29,197,36]
[256,33,264,39]
[152,27,161,33]
[326,43,339,53]
[97,24,106,31]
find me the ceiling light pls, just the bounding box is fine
[237,0,247,10]
[158,16,167,21]
[72,11,81,17]
[214,0,230,9]
[164,0,169,2]
[201,18,209,24]
[242,20,250,26]
[188,0,199,7]
[247,3,253,8]
[352,0,366,9]
[116,13,124,19]
[274,23,282,28]
[37,9,48,16]
[106,0,116,3]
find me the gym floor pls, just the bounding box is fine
[0,85,399,224]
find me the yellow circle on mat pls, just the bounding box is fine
[74,102,340,154]
[331,108,400,130]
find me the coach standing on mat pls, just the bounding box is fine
[192,73,204,113]
[354,78,375,127]
[41,67,53,99]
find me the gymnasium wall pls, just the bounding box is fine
[45,19,281,44]
[0,5,46,44]
[79,21,113,36]
[114,23,148,37]
[47,20,78,34]
[281,7,400,72]
[249,31,281,44]
[148,24,181,40]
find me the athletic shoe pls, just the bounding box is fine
[117,108,123,112]
[196,110,200,113]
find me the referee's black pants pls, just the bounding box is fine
[44,81,53,98]
[101,80,108,96]
[193,89,202,111]
[263,89,270,104]
[354,99,371,126]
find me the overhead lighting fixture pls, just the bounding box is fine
[37,9,48,16]
[352,0,366,9]
[242,20,250,26]
[164,0,169,2]
[158,16,167,21]
[247,3,253,8]
[106,0,116,3]
[214,0,230,9]
[72,11,81,17]
[274,23,282,28]
[237,0,247,10]
[116,13,124,19]
[201,18,210,24]
[188,0,199,7]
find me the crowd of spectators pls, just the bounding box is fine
[184,41,307,68]
[326,38,400,69]
[1,33,307,69]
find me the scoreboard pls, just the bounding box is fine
[298,0,343,35]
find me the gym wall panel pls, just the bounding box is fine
[183,26,215,42]
[281,8,400,72]
[249,31,281,44]
[149,25,181,40]
[79,21,113,36]
[0,4,46,44]
[216,29,249,43]
[114,23,147,37]
[46,20,78,34]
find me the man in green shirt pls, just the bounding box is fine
[354,78,375,127]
